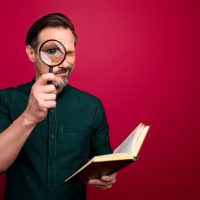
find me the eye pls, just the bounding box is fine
[46,48,62,56]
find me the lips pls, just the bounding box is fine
[54,69,67,75]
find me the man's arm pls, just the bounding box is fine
[0,73,57,174]
[0,112,37,173]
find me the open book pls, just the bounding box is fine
[64,123,150,183]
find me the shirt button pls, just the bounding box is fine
[51,134,55,138]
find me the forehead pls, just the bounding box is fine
[37,27,75,51]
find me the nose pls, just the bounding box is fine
[58,57,68,68]
[59,61,72,75]
[54,51,75,75]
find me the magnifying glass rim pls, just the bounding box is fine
[39,39,67,67]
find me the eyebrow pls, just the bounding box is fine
[66,50,75,53]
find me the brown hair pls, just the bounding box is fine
[26,13,78,48]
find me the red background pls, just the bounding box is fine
[0,0,200,199]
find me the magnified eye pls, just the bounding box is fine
[46,48,62,56]
[39,40,66,66]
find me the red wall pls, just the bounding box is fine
[0,0,200,199]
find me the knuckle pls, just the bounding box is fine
[112,179,116,184]
[38,74,46,82]
[51,101,57,108]
[41,73,47,78]
[32,90,38,97]
[38,101,44,108]
[31,85,37,93]
[54,101,57,107]
[32,84,36,90]
[53,94,57,99]
[51,85,56,92]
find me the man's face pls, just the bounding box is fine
[27,27,76,92]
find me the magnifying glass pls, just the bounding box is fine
[39,39,67,84]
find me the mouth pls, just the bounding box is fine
[55,72,67,77]
[54,68,72,77]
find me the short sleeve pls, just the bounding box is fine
[90,100,112,157]
[0,91,11,133]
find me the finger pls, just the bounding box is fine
[88,179,114,186]
[42,85,56,94]
[36,73,56,86]
[43,93,57,101]
[101,173,117,182]
[94,184,112,190]
[42,100,57,109]
[33,92,56,102]
[37,99,54,108]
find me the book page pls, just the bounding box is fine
[113,123,144,155]
[132,126,150,156]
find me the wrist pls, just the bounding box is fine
[20,111,38,128]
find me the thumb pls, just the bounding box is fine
[36,73,55,86]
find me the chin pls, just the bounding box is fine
[53,79,68,89]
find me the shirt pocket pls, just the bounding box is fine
[57,127,91,169]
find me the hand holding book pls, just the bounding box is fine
[88,172,117,189]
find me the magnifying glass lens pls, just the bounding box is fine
[39,40,66,66]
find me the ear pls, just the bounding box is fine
[26,45,36,62]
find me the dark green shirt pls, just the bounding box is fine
[0,80,112,200]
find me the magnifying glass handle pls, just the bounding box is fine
[47,67,53,84]
[47,66,54,112]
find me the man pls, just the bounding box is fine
[0,13,116,200]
